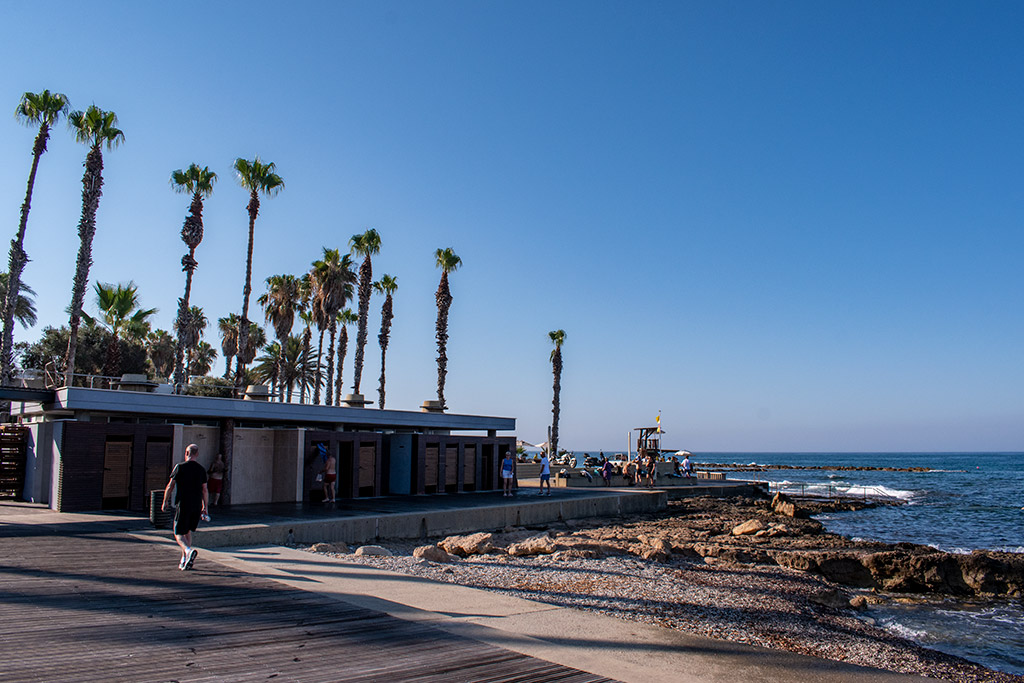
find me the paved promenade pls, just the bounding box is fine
[0,502,920,682]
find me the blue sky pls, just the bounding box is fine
[1,1,1022,451]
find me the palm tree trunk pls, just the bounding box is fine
[300,326,311,404]
[325,321,337,406]
[551,347,562,457]
[353,256,372,394]
[234,191,259,390]
[173,246,197,391]
[435,272,452,410]
[2,123,50,386]
[313,328,325,404]
[64,144,105,387]
[377,294,393,409]
[335,326,347,406]
[222,351,235,380]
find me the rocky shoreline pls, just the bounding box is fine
[303,495,1023,682]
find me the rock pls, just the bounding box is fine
[551,548,602,560]
[354,545,393,557]
[413,544,452,563]
[809,588,850,609]
[439,532,497,557]
[310,542,349,554]
[639,547,671,563]
[732,519,766,536]
[771,492,798,518]
[507,534,556,557]
[849,595,868,610]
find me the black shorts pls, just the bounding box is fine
[173,503,202,536]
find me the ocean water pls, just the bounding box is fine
[566,451,1024,674]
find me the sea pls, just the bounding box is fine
[565,451,1024,675]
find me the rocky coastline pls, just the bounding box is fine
[303,494,1023,682]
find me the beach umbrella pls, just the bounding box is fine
[516,439,539,449]
[674,450,691,457]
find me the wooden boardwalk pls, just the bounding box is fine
[0,516,613,682]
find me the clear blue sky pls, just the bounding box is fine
[1,1,1022,452]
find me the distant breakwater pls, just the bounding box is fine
[700,463,960,473]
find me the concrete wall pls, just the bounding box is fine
[22,422,53,504]
[231,428,275,505]
[173,425,220,469]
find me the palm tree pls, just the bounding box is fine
[374,275,398,409]
[349,229,381,397]
[335,308,357,406]
[82,281,156,378]
[3,90,69,385]
[252,341,281,397]
[548,329,566,459]
[310,248,356,405]
[146,329,176,380]
[0,274,37,330]
[179,305,208,379]
[258,273,302,400]
[237,322,266,371]
[170,163,216,391]
[232,157,283,390]
[63,106,124,387]
[188,341,217,377]
[433,247,462,411]
[218,314,239,379]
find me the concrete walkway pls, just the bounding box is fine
[209,545,921,683]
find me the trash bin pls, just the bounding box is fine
[150,490,172,529]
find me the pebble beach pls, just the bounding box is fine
[304,497,1023,683]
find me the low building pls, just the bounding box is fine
[9,387,516,512]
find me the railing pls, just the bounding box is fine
[768,480,904,503]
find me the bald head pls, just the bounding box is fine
[185,444,199,460]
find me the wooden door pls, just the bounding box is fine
[102,440,132,500]
[358,445,375,492]
[463,445,476,490]
[444,446,458,488]
[144,440,171,497]
[424,446,439,492]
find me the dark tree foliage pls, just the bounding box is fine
[21,323,146,377]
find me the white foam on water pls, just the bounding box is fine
[877,618,929,640]
[838,484,916,501]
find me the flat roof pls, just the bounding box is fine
[13,387,515,432]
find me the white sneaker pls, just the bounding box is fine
[184,548,198,570]
[178,554,187,570]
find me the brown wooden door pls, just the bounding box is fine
[424,446,439,492]
[358,445,375,493]
[444,446,458,488]
[102,440,132,500]
[463,445,476,490]
[144,440,171,497]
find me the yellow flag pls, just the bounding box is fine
[656,414,661,433]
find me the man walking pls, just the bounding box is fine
[162,443,209,570]
[539,451,551,495]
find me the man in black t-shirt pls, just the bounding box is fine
[161,444,209,570]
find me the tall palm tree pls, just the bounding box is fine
[179,305,208,379]
[349,229,381,397]
[218,314,239,379]
[0,274,37,330]
[170,163,216,391]
[237,322,266,371]
[146,329,176,380]
[252,341,281,397]
[188,341,217,377]
[3,90,69,385]
[63,106,124,387]
[258,273,302,400]
[548,329,566,458]
[297,308,314,404]
[374,274,398,409]
[82,281,156,378]
[433,247,461,411]
[334,308,357,406]
[232,157,283,390]
[310,248,356,405]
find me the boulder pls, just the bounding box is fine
[849,595,868,610]
[810,588,850,610]
[310,542,349,554]
[440,532,496,557]
[552,548,602,560]
[413,544,452,563]
[507,534,556,557]
[771,492,798,518]
[639,547,671,563]
[732,519,766,536]
[354,545,393,557]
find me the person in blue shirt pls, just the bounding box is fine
[501,450,515,497]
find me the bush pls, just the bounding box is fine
[185,376,234,398]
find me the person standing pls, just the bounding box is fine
[206,453,226,506]
[162,443,208,571]
[601,457,612,486]
[682,454,694,480]
[501,450,515,497]
[645,450,658,488]
[539,451,551,495]
[322,451,337,503]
